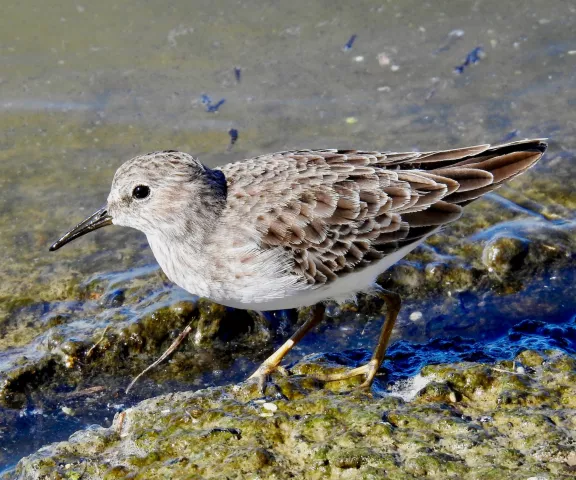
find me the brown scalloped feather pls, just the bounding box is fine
[222,139,547,286]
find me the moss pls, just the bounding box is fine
[327,448,396,470]
[404,453,468,477]
[548,354,576,372]
[415,381,459,404]
[9,350,576,479]
[516,350,545,367]
[0,297,37,315]
[103,466,133,480]
[482,236,530,275]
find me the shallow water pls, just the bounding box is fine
[1,0,575,472]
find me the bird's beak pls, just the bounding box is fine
[49,205,113,251]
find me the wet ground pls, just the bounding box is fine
[11,350,576,479]
[0,0,575,474]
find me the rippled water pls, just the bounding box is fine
[1,0,575,472]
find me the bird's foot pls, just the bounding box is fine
[246,304,326,395]
[248,363,289,395]
[308,289,400,391]
[309,359,381,390]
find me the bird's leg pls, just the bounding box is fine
[248,303,325,392]
[312,289,401,389]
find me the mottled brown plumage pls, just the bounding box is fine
[221,139,546,288]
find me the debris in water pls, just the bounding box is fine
[434,29,465,54]
[228,128,239,148]
[234,67,241,83]
[206,99,226,113]
[201,94,211,105]
[454,46,484,74]
[377,52,391,66]
[201,94,226,113]
[343,34,357,51]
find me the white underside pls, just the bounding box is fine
[218,233,434,311]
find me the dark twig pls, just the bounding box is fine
[343,34,357,51]
[86,326,110,359]
[125,323,193,394]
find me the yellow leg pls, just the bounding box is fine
[313,289,401,389]
[248,304,325,392]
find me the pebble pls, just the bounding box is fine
[377,52,391,66]
[409,311,423,322]
[61,406,75,416]
[449,29,465,38]
[262,402,278,412]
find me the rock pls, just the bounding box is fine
[482,235,530,275]
[8,350,576,479]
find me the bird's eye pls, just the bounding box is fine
[132,185,150,199]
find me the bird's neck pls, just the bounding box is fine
[146,231,216,298]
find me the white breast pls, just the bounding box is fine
[147,228,434,312]
[215,236,430,311]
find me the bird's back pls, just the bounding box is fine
[210,139,546,308]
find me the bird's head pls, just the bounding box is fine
[49,151,227,251]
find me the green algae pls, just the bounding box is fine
[9,349,576,479]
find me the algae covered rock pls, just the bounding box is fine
[9,349,576,479]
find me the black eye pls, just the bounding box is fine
[132,185,150,199]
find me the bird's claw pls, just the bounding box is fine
[308,361,380,390]
[248,364,289,395]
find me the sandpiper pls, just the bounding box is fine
[50,139,547,389]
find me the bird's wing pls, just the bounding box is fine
[221,139,546,285]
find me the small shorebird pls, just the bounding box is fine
[50,139,547,389]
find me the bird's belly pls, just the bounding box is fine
[212,236,431,311]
